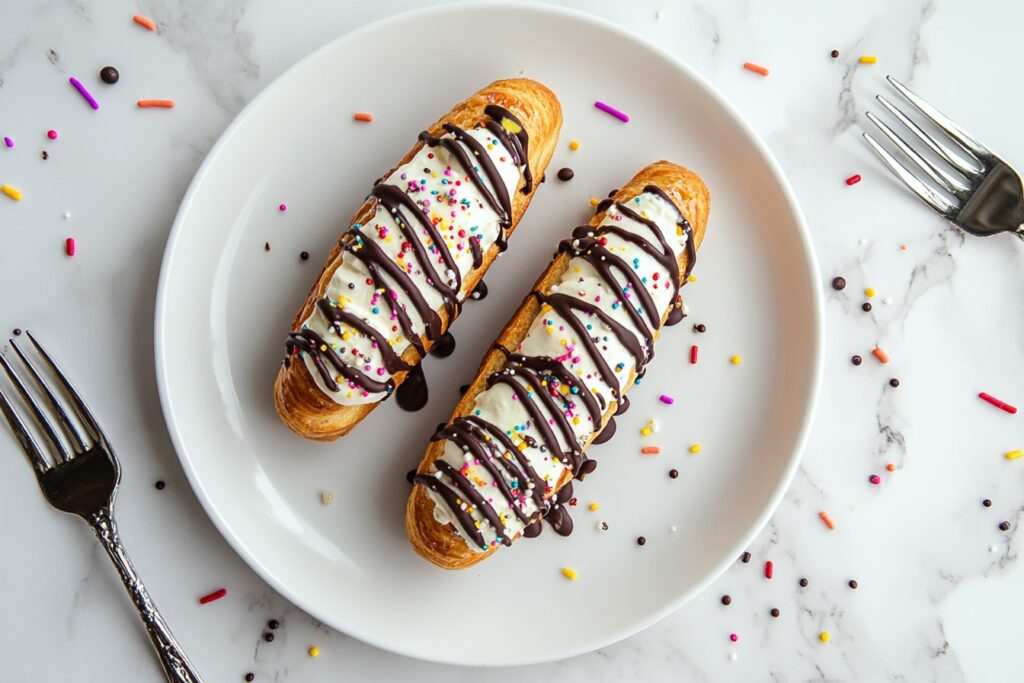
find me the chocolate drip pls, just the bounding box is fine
[396,364,428,411]
[286,105,531,398]
[415,185,694,551]
[429,331,456,358]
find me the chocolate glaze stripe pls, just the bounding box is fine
[291,106,531,400]
[417,188,693,548]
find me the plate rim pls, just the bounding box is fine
[154,0,824,666]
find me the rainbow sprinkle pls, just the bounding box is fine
[594,101,630,123]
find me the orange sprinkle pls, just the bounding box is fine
[899,243,908,251]
[132,14,156,31]
[872,346,890,364]
[353,112,374,122]
[886,463,896,472]
[137,100,175,108]
[819,511,835,530]
[743,62,770,76]
[640,446,661,455]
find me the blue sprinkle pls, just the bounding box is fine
[372,307,379,314]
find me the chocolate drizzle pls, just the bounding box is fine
[416,187,695,550]
[286,105,531,401]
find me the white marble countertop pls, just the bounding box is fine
[2,0,1023,680]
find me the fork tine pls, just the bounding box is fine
[863,132,959,217]
[0,383,51,474]
[886,75,992,160]
[10,339,88,453]
[876,95,982,179]
[866,111,970,195]
[0,352,71,462]
[25,331,102,442]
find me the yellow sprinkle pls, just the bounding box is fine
[819,631,831,642]
[864,287,876,298]
[561,567,577,581]
[559,384,570,395]
[590,197,600,206]
[319,490,334,505]
[341,332,351,341]
[569,140,581,151]
[730,355,742,365]
[1005,449,1023,461]
[308,646,320,657]
[689,443,702,454]
[687,274,697,283]
[589,502,599,511]
[501,118,522,134]
[859,55,877,64]
[572,416,580,425]
[641,427,652,436]
[1,185,22,201]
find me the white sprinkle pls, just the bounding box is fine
[320,490,334,505]
[62,211,71,219]
[990,545,999,553]
[882,297,893,305]
[728,652,738,661]
[669,525,678,532]
[655,9,663,18]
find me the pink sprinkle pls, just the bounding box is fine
[845,174,861,186]
[65,237,76,256]
[69,76,100,110]
[198,587,227,605]
[594,101,630,123]
[278,203,287,212]
[659,394,675,405]
[47,129,58,140]
[869,474,881,485]
[3,136,12,148]
[729,633,738,642]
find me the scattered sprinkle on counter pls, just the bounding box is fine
[353,112,373,122]
[687,274,698,283]
[889,378,900,388]
[99,66,119,84]
[999,521,1011,531]
[728,652,738,662]
[886,463,896,472]
[245,674,255,682]
[742,62,770,76]
[851,355,863,366]
[864,287,876,298]
[198,587,227,605]
[980,392,1017,414]
[729,633,739,642]
[3,136,12,148]
[669,469,679,479]
[846,174,862,186]
[133,14,157,30]
[819,631,831,643]
[320,490,334,505]
[659,394,675,405]
[1005,449,1023,461]
[63,211,71,219]
[819,511,836,530]
[831,276,846,290]
[831,49,840,58]
[690,344,698,364]
[594,101,630,122]
[859,55,877,64]
[764,561,773,579]
[68,76,100,110]
[721,594,732,605]
[869,474,881,485]
[983,498,993,507]
[65,237,76,256]
[137,99,175,108]
[872,346,890,364]
[799,577,809,587]
[556,167,574,182]
[848,579,859,589]
[588,502,599,511]
[308,646,320,658]
[561,566,577,581]
[636,536,646,546]
[278,203,287,212]
[740,551,751,563]
[862,302,872,312]
[900,243,909,251]
[47,129,58,140]
[689,443,702,454]
[641,446,661,455]
[730,355,742,365]
[1,185,23,201]
[771,607,781,618]
[154,480,165,490]
[569,139,581,151]
[589,196,600,207]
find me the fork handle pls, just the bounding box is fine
[90,507,203,683]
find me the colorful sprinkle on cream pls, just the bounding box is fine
[1,185,23,201]
[561,567,577,581]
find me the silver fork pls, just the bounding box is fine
[0,332,202,683]
[863,75,1024,239]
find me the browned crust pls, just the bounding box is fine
[405,161,711,569]
[274,78,562,441]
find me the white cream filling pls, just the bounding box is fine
[298,127,522,405]
[426,192,690,550]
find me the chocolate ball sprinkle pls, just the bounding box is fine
[721,594,732,605]
[556,167,574,182]
[999,521,1011,531]
[848,579,858,589]
[983,499,993,508]
[99,66,119,84]
[831,276,847,290]
[245,674,255,682]
[154,480,165,490]
[851,355,862,366]
[740,551,751,563]
[770,608,780,618]
[299,251,309,261]
[799,577,809,587]
[889,378,900,387]
[267,619,279,630]
[669,469,679,479]
[13,328,22,336]
[637,536,646,546]
[263,632,275,643]
[862,302,873,312]
[831,49,840,58]
[694,323,707,333]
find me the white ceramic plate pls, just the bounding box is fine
[156,2,822,666]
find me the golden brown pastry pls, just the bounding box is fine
[406,161,710,569]
[275,79,561,441]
